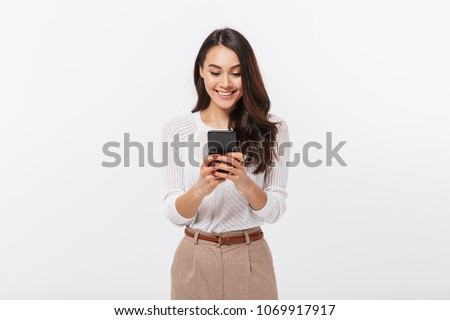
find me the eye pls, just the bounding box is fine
[231,73,241,77]
[210,72,220,77]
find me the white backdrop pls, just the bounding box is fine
[1,0,449,299]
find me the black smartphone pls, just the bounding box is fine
[207,130,238,155]
[207,130,240,173]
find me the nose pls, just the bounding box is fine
[220,74,232,88]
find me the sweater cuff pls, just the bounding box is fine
[249,191,276,219]
[166,197,195,226]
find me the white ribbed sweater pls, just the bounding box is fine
[161,111,290,233]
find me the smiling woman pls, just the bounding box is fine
[199,45,243,112]
[162,27,290,300]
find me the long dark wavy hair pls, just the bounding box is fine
[192,27,279,174]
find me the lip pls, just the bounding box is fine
[215,90,237,100]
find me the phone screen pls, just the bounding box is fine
[207,130,239,155]
[207,130,240,174]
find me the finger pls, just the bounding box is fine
[201,165,217,176]
[211,170,228,179]
[214,163,237,175]
[217,155,241,168]
[212,170,235,180]
[209,171,226,180]
[203,154,220,166]
[224,152,244,162]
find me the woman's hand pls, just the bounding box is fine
[213,152,268,211]
[210,152,252,192]
[193,154,226,198]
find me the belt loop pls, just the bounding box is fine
[244,230,250,245]
[194,231,200,245]
[216,233,222,247]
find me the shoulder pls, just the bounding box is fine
[268,113,289,131]
[162,114,193,130]
[161,114,196,139]
[267,113,289,142]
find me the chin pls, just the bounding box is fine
[215,102,237,111]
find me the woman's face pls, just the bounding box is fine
[199,45,243,113]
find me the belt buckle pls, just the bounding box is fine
[217,236,223,244]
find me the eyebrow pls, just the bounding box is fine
[208,64,240,69]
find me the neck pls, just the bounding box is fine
[201,105,234,129]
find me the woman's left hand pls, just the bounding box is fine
[210,152,251,192]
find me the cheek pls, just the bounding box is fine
[204,77,218,88]
[236,82,243,97]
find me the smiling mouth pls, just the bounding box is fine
[215,90,237,96]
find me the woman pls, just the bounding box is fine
[162,27,290,300]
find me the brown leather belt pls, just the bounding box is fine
[185,229,264,244]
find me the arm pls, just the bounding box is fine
[248,118,290,223]
[211,118,290,223]
[161,120,225,225]
[161,120,197,226]
[174,157,227,217]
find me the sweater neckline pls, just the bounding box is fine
[193,111,231,131]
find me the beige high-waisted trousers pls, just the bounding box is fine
[170,226,278,300]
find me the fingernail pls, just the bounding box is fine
[212,171,216,175]
[211,162,216,166]
[213,155,218,159]
[224,153,227,156]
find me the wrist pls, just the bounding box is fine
[239,179,268,211]
[191,182,207,200]
[238,177,254,194]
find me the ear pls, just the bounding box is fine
[199,64,204,78]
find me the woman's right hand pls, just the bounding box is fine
[193,154,226,198]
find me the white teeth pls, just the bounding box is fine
[217,91,233,96]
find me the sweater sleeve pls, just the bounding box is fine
[249,117,290,223]
[161,120,197,226]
